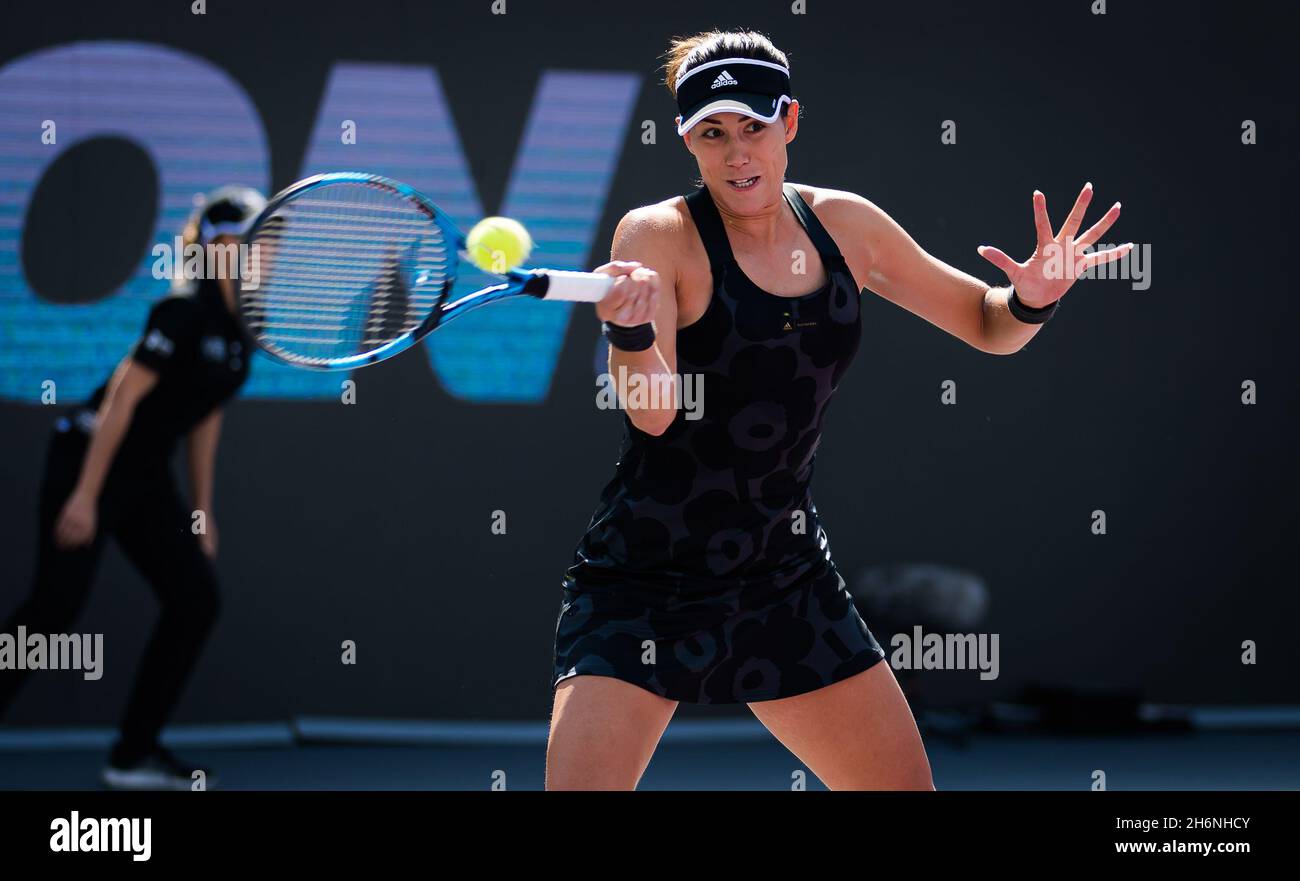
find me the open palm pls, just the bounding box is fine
[978,183,1132,308]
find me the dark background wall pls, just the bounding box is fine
[1,0,1295,725]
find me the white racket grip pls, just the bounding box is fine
[538,269,614,302]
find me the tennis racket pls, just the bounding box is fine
[236,171,614,369]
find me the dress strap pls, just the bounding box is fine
[686,183,849,282]
[782,183,847,265]
[683,185,734,281]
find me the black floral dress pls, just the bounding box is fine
[553,182,885,703]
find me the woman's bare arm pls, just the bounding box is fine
[55,357,158,548]
[817,185,1129,355]
[817,188,1018,353]
[598,206,678,436]
[74,357,158,498]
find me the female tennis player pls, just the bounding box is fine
[0,186,264,789]
[548,30,1130,790]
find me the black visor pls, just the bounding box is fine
[675,57,792,135]
[196,185,266,243]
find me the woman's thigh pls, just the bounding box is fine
[748,661,935,791]
[546,674,678,790]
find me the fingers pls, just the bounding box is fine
[611,267,660,326]
[1076,201,1121,249]
[595,263,661,326]
[593,260,643,278]
[54,515,73,549]
[593,262,646,322]
[977,244,1020,277]
[1032,190,1053,246]
[54,510,74,548]
[54,510,91,550]
[1079,242,1134,270]
[1058,181,1094,240]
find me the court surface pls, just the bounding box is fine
[1,721,1295,790]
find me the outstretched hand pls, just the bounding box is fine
[977,183,1132,308]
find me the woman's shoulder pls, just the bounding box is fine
[788,182,884,229]
[787,183,882,291]
[615,195,693,239]
[610,196,699,264]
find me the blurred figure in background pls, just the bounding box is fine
[0,186,264,789]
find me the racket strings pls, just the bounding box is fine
[240,181,451,365]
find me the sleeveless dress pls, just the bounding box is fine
[552,182,885,704]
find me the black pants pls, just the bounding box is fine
[0,427,220,759]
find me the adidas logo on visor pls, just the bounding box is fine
[710,70,739,89]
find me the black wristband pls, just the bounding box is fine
[602,321,656,352]
[1007,286,1059,324]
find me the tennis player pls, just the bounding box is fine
[549,30,1129,790]
[0,186,264,789]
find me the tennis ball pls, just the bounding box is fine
[466,216,533,274]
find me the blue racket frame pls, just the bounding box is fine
[239,171,553,371]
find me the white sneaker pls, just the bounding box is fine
[101,748,217,791]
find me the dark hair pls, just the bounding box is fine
[662,30,792,111]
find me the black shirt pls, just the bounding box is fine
[66,279,251,470]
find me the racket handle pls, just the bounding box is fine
[532,269,614,302]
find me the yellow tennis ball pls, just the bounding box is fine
[466,216,533,273]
